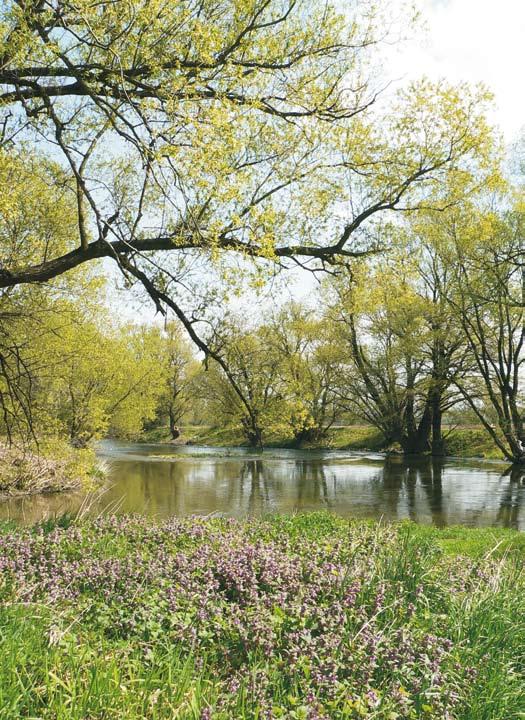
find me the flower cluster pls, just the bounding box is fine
[0,515,490,718]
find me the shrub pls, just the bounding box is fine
[0,438,104,496]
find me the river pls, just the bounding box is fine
[1,440,524,528]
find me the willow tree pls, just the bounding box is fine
[0,0,498,422]
[441,205,524,464]
[153,322,201,439]
[200,319,288,447]
[265,303,341,445]
[327,260,439,454]
[0,150,84,441]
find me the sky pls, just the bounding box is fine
[387,0,525,142]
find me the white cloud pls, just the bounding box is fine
[385,0,525,141]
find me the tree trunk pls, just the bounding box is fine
[169,408,180,440]
[241,415,263,448]
[430,389,444,456]
[293,425,324,447]
[401,403,432,455]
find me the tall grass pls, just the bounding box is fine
[0,513,523,719]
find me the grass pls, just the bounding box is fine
[442,427,505,460]
[0,513,524,718]
[406,523,525,559]
[0,439,106,499]
[139,424,385,450]
[140,424,503,460]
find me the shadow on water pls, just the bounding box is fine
[0,441,524,528]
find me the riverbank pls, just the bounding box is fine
[141,424,505,460]
[1,513,523,719]
[0,441,105,500]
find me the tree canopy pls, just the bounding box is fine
[1,0,496,307]
[0,0,522,465]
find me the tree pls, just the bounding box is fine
[397,224,474,455]
[265,303,341,444]
[1,275,187,448]
[46,321,166,447]
[154,322,201,439]
[0,291,44,442]
[0,1,495,312]
[0,146,176,446]
[201,305,346,447]
[328,267,423,452]
[202,318,289,447]
[443,205,524,463]
[0,1,500,431]
[0,150,84,441]
[326,256,462,455]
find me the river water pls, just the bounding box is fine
[1,441,524,528]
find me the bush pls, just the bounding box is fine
[0,438,105,496]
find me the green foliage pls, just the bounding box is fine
[198,304,356,447]
[408,196,524,461]
[202,319,292,446]
[151,323,203,437]
[263,303,342,444]
[0,0,520,469]
[0,149,78,267]
[0,515,524,718]
[0,292,171,446]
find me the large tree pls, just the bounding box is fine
[0,1,495,305]
[442,205,524,464]
[327,262,436,454]
[153,322,201,439]
[265,303,341,444]
[202,318,287,447]
[0,0,500,433]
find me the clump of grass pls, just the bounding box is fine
[0,439,105,498]
[0,513,523,718]
[443,427,505,459]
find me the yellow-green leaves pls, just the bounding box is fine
[0,151,78,269]
[0,0,501,294]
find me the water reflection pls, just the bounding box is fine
[496,465,525,529]
[293,460,331,509]
[0,442,524,529]
[368,456,446,526]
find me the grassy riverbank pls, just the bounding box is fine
[0,440,105,499]
[142,424,504,460]
[1,513,524,719]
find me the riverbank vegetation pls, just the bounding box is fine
[0,513,524,719]
[142,424,505,461]
[0,440,103,499]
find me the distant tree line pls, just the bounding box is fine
[0,191,522,463]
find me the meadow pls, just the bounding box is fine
[0,513,524,719]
